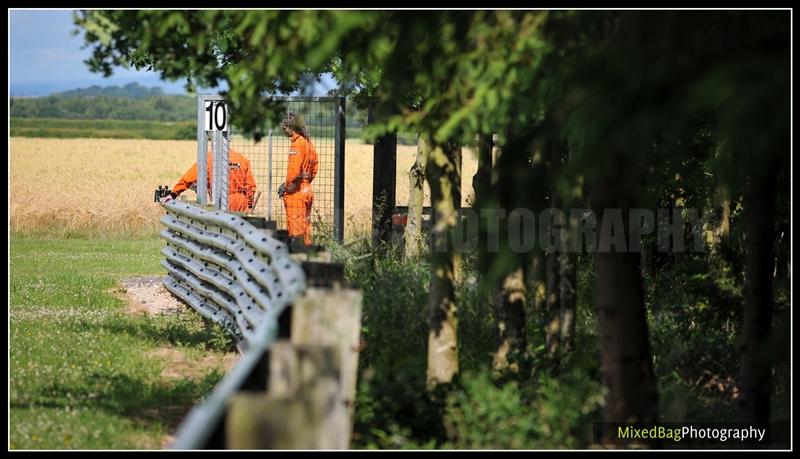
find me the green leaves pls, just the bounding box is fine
[75,10,119,46]
[74,11,555,142]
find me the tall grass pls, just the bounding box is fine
[10,137,478,239]
[10,138,197,237]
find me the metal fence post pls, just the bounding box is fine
[334,96,346,242]
[212,130,229,210]
[268,128,273,221]
[197,95,208,205]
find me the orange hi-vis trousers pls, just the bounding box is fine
[284,181,314,245]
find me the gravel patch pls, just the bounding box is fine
[121,276,185,316]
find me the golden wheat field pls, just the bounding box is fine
[10,137,478,239]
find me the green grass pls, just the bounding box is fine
[10,117,196,140]
[346,126,419,145]
[9,117,395,142]
[10,235,233,449]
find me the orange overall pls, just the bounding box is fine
[283,133,318,245]
[172,149,257,212]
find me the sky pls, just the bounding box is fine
[9,9,336,97]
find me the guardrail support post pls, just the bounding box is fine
[227,344,341,449]
[290,287,363,445]
[225,287,362,449]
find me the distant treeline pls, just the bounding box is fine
[56,82,174,99]
[10,94,196,122]
[9,82,414,142]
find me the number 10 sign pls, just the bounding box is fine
[204,101,228,132]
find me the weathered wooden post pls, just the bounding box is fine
[226,270,363,449]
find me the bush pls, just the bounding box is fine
[325,229,787,448]
[442,369,603,449]
[174,122,198,140]
[335,241,444,448]
[333,241,604,449]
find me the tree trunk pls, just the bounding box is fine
[774,167,790,281]
[405,135,431,260]
[739,168,777,424]
[774,218,789,280]
[486,133,530,374]
[559,166,582,354]
[472,134,493,208]
[710,185,731,258]
[544,148,562,356]
[718,196,731,243]
[452,146,463,285]
[545,248,561,355]
[473,132,494,278]
[426,140,462,389]
[592,161,658,433]
[640,238,654,277]
[527,250,546,315]
[559,251,577,353]
[492,266,527,374]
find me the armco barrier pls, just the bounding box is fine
[159,201,362,449]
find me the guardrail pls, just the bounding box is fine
[160,201,305,346]
[159,201,362,449]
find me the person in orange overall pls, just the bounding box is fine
[278,112,318,245]
[161,139,257,213]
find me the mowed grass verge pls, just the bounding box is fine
[9,235,237,449]
[10,117,196,140]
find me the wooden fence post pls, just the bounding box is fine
[225,286,362,449]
